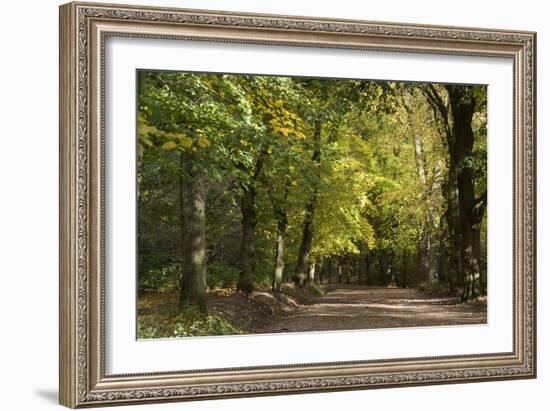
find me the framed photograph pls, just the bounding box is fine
[59,1,536,408]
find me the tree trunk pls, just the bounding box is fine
[446,85,483,301]
[411,112,441,282]
[427,219,439,280]
[179,157,207,311]
[294,197,317,285]
[457,168,482,300]
[409,96,430,281]
[238,187,256,293]
[272,224,285,292]
[473,226,482,290]
[367,252,378,285]
[423,85,462,292]
[418,233,430,281]
[272,178,290,292]
[426,162,443,280]
[437,212,451,289]
[366,253,371,285]
[294,119,322,286]
[402,250,409,288]
[443,176,462,292]
[178,151,185,282]
[308,262,316,284]
[389,251,396,285]
[472,192,487,292]
[237,155,266,294]
[378,252,388,285]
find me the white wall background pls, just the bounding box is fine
[0,0,546,410]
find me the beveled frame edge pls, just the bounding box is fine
[59,1,536,408]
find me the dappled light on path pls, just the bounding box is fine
[255,285,487,334]
[138,284,487,338]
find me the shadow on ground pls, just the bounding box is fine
[253,285,487,334]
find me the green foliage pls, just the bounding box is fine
[138,262,181,292]
[138,305,242,339]
[206,264,240,290]
[137,69,488,317]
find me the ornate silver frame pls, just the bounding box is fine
[59,2,536,408]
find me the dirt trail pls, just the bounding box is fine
[253,285,487,334]
[138,285,487,336]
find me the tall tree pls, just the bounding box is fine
[403,89,441,281]
[294,118,322,285]
[446,85,484,301]
[292,79,387,285]
[233,76,306,292]
[423,84,463,291]
[178,153,207,310]
[270,174,290,292]
[424,84,487,300]
[136,73,487,311]
[138,72,257,308]
[236,153,265,293]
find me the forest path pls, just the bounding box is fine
[253,285,487,334]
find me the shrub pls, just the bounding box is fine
[138,262,181,292]
[206,263,240,289]
[138,305,242,339]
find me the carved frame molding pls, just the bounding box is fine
[59,2,536,407]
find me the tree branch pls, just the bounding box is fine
[471,191,488,224]
[422,85,453,147]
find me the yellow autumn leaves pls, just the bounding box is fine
[161,136,211,151]
[265,99,307,140]
[138,115,211,153]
